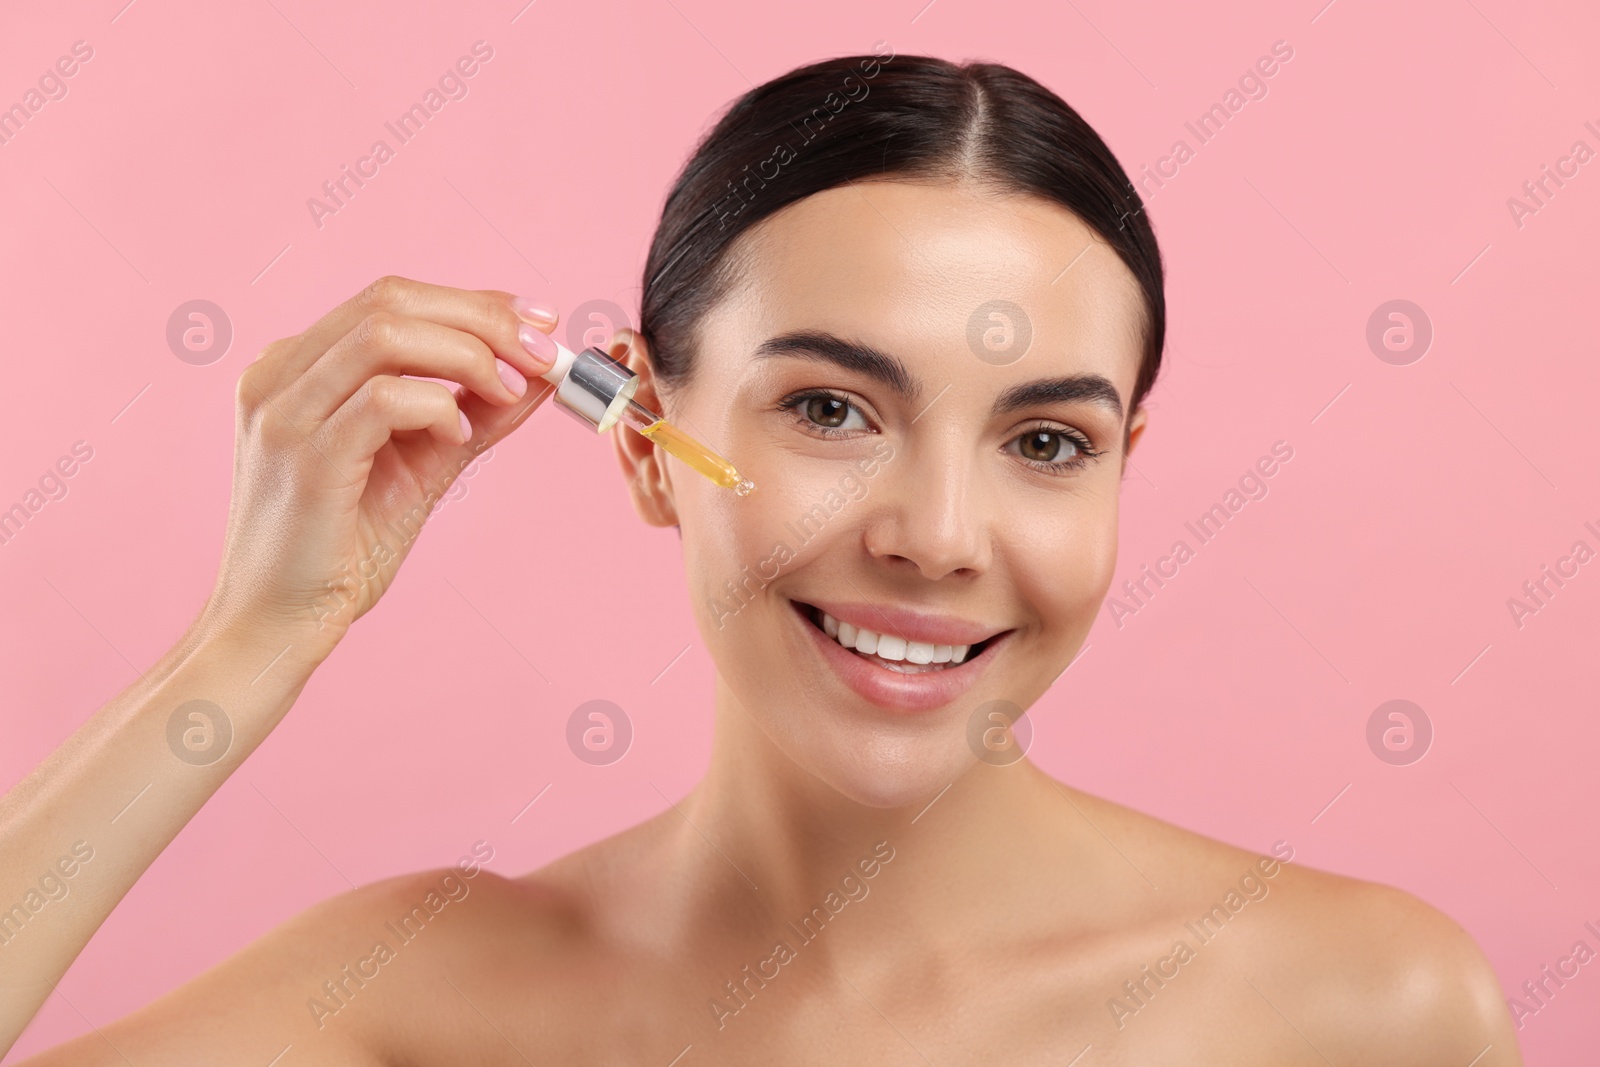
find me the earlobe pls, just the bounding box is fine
[608,329,680,528]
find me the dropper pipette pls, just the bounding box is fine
[538,340,754,496]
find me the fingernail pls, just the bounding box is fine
[459,411,472,443]
[512,295,559,324]
[519,322,557,368]
[495,357,527,397]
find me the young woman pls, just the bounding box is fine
[1,52,1520,1064]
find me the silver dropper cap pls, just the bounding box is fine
[552,346,640,434]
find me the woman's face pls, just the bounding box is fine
[626,179,1149,807]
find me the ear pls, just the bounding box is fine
[1122,406,1148,463]
[606,328,679,528]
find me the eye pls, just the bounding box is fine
[779,389,872,435]
[1008,424,1103,473]
[776,391,1101,471]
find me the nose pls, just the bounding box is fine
[861,443,991,581]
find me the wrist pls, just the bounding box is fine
[192,594,344,675]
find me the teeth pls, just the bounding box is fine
[816,611,981,669]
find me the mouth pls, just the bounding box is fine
[789,599,1012,712]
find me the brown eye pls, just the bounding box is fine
[1011,426,1100,473]
[804,396,850,428]
[783,391,870,434]
[1019,430,1062,462]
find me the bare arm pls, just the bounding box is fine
[0,605,329,1050]
[0,276,560,1058]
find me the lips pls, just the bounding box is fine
[797,601,1008,668]
[790,598,1011,713]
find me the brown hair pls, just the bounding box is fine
[640,49,1165,418]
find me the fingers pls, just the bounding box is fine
[257,275,560,393]
[314,368,561,486]
[453,371,559,454]
[284,312,531,422]
[318,375,468,464]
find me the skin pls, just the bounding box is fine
[1,180,1521,1065]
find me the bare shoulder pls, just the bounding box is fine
[311,860,604,1063]
[12,863,588,1067]
[1051,781,1522,1065]
[1250,862,1522,1065]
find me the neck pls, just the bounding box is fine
[665,674,1078,959]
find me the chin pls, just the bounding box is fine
[703,580,1039,808]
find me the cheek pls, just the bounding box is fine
[1008,488,1122,628]
[680,487,778,602]
[678,466,808,614]
[678,454,870,633]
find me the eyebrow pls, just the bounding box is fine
[753,328,1125,424]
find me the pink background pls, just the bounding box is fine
[2,0,1596,1059]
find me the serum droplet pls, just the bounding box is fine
[734,479,756,497]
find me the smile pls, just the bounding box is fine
[791,600,1011,712]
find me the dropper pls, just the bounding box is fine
[538,340,755,496]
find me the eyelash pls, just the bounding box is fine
[776,389,1106,475]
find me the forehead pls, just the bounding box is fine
[707,179,1147,402]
